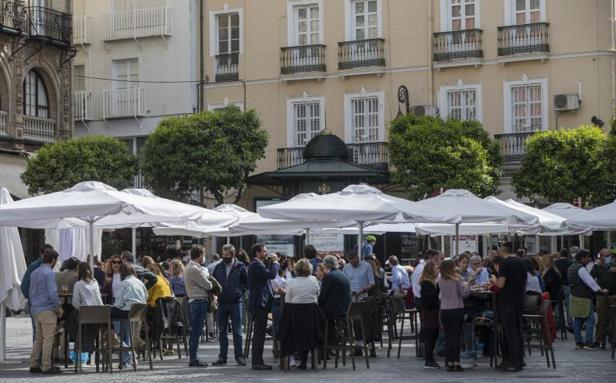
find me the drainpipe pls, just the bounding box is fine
[611,0,616,110]
[428,0,434,105]
[199,0,205,112]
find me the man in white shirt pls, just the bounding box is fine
[389,255,410,298]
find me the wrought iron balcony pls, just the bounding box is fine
[277,142,389,170]
[0,111,7,136]
[73,90,92,121]
[102,87,145,119]
[0,1,26,34]
[281,44,326,75]
[338,38,385,70]
[494,132,536,160]
[498,22,549,57]
[28,6,72,46]
[215,53,239,82]
[23,115,55,142]
[433,29,483,63]
[103,7,173,41]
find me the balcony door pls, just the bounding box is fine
[23,69,49,118]
[291,4,321,67]
[216,13,240,77]
[112,58,139,117]
[30,0,50,37]
[446,0,477,49]
[351,0,379,40]
[514,0,541,24]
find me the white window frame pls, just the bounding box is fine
[440,0,480,31]
[287,0,324,46]
[111,58,138,90]
[503,77,548,133]
[286,95,325,147]
[209,7,244,56]
[344,0,383,40]
[344,90,385,143]
[438,82,483,122]
[504,0,545,25]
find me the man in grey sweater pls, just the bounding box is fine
[184,246,213,367]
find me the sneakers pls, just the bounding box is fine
[575,343,586,350]
[212,358,227,366]
[236,356,246,366]
[424,361,441,369]
[29,367,42,374]
[584,343,600,350]
[189,360,208,367]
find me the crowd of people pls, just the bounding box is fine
[19,237,616,375]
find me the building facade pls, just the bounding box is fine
[72,0,199,186]
[201,0,616,207]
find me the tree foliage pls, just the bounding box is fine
[389,115,502,200]
[21,135,137,194]
[141,106,268,204]
[512,126,615,205]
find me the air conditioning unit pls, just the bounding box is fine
[553,94,580,111]
[412,105,440,117]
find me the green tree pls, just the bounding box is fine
[21,135,137,194]
[389,114,501,200]
[512,126,614,205]
[141,106,268,204]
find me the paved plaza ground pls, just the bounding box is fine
[0,315,614,383]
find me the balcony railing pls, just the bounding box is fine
[103,7,173,41]
[0,111,7,136]
[73,90,92,120]
[433,29,483,63]
[73,14,92,45]
[281,45,326,75]
[215,53,239,82]
[102,87,145,119]
[494,132,536,160]
[277,142,389,170]
[28,6,72,46]
[0,1,26,34]
[338,38,385,70]
[23,115,55,142]
[498,22,549,57]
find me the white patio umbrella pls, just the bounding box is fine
[257,184,462,257]
[153,203,304,238]
[0,181,237,267]
[542,202,586,218]
[0,188,27,363]
[564,200,616,231]
[486,197,569,234]
[412,190,539,256]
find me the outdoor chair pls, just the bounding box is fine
[73,305,113,374]
[152,297,188,360]
[115,303,153,371]
[523,294,544,357]
[386,297,419,359]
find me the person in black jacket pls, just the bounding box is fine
[318,255,352,320]
[211,244,248,366]
[420,260,440,369]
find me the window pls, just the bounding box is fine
[217,13,240,54]
[344,91,384,143]
[287,1,323,46]
[112,58,138,89]
[23,70,49,118]
[440,0,479,31]
[448,89,477,120]
[505,0,544,24]
[504,78,547,133]
[287,97,324,147]
[73,65,85,92]
[450,0,476,30]
[352,0,378,39]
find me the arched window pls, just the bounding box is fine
[23,70,49,118]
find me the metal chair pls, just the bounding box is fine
[523,294,544,357]
[346,302,370,369]
[152,297,188,360]
[387,297,419,359]
[74,305,113,374]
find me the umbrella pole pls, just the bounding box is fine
[579,234,584,249]
[608,231,612,248]
[482,235,488,258]
[132,228,137,258]
[89,221,95,269]
[305,228,311,245]
[0,303,5,363]
[226,236,230,245]
[358,222,364,259]
[535,234,540,255]
[455,223,460,257]
[440,235,445,253]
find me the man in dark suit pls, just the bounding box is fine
[318,255,352,320]
[247,242,279,370]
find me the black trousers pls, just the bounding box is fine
[251,306,269,365]
[499,306,524,368]
[441,308,464,364]
[423,328,439,363]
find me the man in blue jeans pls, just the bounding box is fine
[211,244,248,366]
[184,246,213,367]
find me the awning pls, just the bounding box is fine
[0,152,30,199]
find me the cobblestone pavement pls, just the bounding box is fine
[1,316,614,383]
